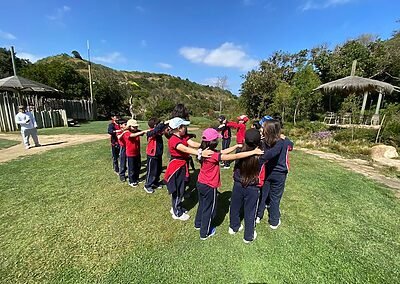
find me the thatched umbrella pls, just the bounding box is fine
[0,75,59,93]
[314,75,399,94]
[314,75,400,125]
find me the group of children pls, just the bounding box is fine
[107,105,293,243]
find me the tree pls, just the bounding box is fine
[21,60,89,98]
[269,81,292,123]
[291,65,322,124]
[71,50,83,60]
[0,47,31,78]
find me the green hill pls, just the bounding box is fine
[33,54,242,119]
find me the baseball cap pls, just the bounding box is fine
[245,129,261,147]
[237,115,249,123]
[202,128,222,142]
[127,119,139,127]
[259,115,273,125]
[169,117,190,129]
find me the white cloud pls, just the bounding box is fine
[47,5,71,21]
[301,0,353,11]
[0,30,16,40]
[93,52,126,64]
[140,39,147,47]
[17,52,43,63]
[179,42,258,71]
[157,62,172,69]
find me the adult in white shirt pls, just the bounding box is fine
[14,105,41,149]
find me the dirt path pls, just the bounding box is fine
[0,133,108,164]
[298,148,400,197]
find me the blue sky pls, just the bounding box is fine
[0,0,399,94]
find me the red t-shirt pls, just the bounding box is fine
[118,131,126,147]
[227,121,246,144]
[168,134,190,160]
[198,152,222,188]
[124,131,141,157]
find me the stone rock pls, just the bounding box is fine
[370,145,399,160]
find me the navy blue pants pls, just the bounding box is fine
[145,155,162,188]
[119,146,127,179]
[166,166,186,217]
[266,172,287,226]
[194,182,217,238]
[111,144,120,173]
[229,181,260,241]
[222,138,231,167]
[127,155,141,184]
[256,181,270,220]
[187,156,195,170]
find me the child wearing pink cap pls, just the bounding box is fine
[195,128,263,240]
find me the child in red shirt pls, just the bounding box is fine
[164,117,213,221]
[121,119,147,187]
[226,115,249,146]
[195,128,263,240]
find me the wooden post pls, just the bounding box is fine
[375,91,383,115]
[360,91,368,123]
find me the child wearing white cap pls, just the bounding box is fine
[163,117,212,221]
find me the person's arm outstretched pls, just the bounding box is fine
[220,144,242,154]
[221,147,264,161]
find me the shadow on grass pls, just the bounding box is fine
[214,191,232,226]
[39,141,66,147]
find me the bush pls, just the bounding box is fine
[334,128,377,143]
[190,116,215,128]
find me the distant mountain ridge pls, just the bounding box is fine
[37,54,242,118]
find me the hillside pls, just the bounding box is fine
[36,54,242,119]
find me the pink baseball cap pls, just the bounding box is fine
[202,128,222,142]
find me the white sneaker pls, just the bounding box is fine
[172,212,190,221]
[256,217,261,224]
[228,224,243,235]
[143,186,154,194]
[170,207,188,215]
[243,231,257,244]
[128,182,138,188]
[25,146,30,150]
[270,219,281,230]
[223,166,231,169]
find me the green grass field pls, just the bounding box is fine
[0,138,19,150]
[0,123,399,283]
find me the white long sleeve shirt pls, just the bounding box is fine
[15,111,37,130]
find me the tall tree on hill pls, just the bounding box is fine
[71,50,83,60]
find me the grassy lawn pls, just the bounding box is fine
[0,131,399,283]
[0,138,19,150]
[37,121,110,135]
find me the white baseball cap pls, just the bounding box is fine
[168,117,190,129]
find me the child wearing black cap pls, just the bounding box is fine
[216,115,233,169]
[228,128,264,243]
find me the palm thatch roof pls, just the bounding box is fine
[0,75,59,93]
[314,76,400,94]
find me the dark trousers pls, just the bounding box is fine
[119,146,127,179]
[167,167,186,217]
[194,182,217,238]
[111,144,120,173]
[256,181,270,220]
[187,156,195,170]
[266,172,287,226]
[222,138,231,166]
[127,155,141,184]
[145,155,162,188]
[229,181,260,241]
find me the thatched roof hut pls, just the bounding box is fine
[314,76,400,94]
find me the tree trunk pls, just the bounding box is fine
[293,101,300,125]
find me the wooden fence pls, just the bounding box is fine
[0,92,96,132]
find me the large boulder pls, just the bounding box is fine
[370,145,399,160]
